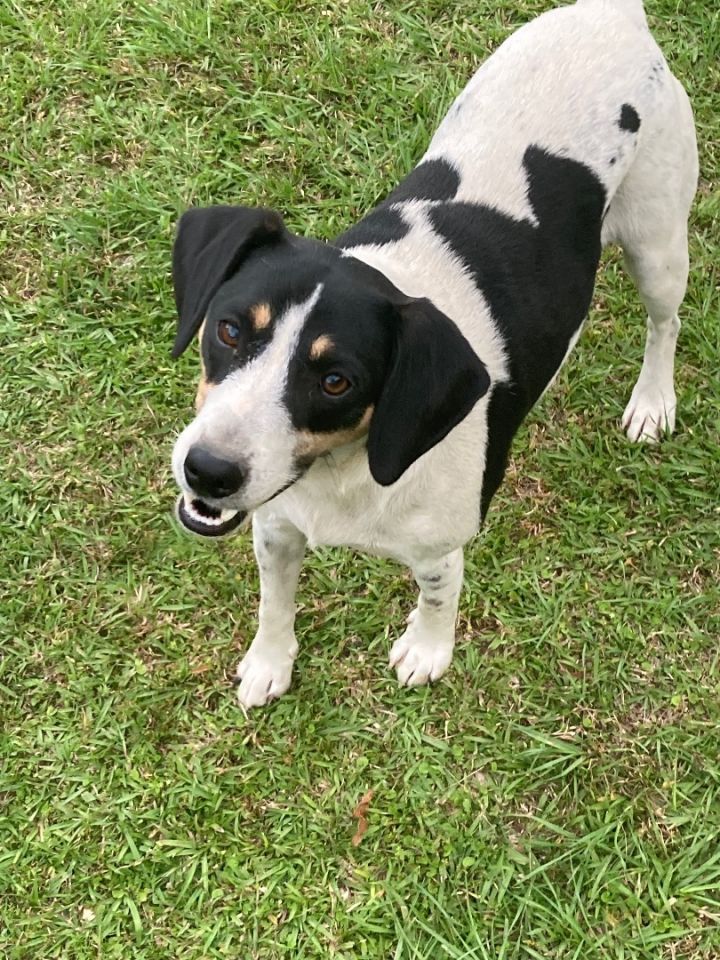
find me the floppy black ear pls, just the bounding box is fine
[171,205,286,358]
[367,298,490,486]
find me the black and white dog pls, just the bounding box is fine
[170,0,697,707]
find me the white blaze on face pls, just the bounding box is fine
[172,284,323,509]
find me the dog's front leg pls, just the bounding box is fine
[235,514,307,708]
[390,548,464,687]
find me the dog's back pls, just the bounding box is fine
[425,0,662,211]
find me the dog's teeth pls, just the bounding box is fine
[183,499,240,529]
[185,500,219,526]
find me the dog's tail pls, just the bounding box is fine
[576,0,648,30]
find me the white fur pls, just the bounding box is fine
[172,0,698,707]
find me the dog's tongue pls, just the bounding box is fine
[176,494,245,538]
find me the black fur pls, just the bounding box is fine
[382,158,461,205]
[480,382,525,518]
[336,158,460,249]
[280,256,490,485]
[172,206,286,358]
[428,146,606,513]
[366,296,490,486]
[649,60,665,84]
[199,234,336,383]
[337,207,410,249]
[283,262,396,436]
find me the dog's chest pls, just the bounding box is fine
[268,444,478,563]
[278,455,415,556]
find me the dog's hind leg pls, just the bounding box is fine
[602,78,698,442]
[235,514,307,708]
[390,548,464,687]
[619,228,689,441]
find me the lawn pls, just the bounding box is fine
[1,0,719,957]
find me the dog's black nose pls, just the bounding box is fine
[184,447,245,500]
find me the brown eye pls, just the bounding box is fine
[218,320,240,348]
[321,372,351,397]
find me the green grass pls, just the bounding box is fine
[1,0,719,957]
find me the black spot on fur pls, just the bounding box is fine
[421,574,442,584]
[425,597,444,608]
[649,60,665,82]
[428,145,606,516]
[609,156,617,166]
[619,104,640,133]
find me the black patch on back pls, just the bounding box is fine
[383,158,461,205]
[337,158,460,250]
[619,104,641,133]
[428,145,606,516]
[337,207,409,248]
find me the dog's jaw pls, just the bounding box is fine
[175,494,246,539]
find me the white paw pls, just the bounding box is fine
[622,385,676,443]
[235,643,296,708]
[389,610,455,687]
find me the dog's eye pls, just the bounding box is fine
[218,320,240,348]
[321,373,351,397]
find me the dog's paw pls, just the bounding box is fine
[234,645,295,708]
[622,385,676,443]
[389,612,454,687]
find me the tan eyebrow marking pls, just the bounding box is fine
[250,303,271,330]
[195,376,213,411]
[309,334,335,360]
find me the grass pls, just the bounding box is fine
[1,0,719,957]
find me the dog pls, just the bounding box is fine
[170,0,697,708]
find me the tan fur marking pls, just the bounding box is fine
[250,303,272,330]
[195,376,212,411]
[309,334,335,360]
[195,319,214,411]
[295,406,374,459]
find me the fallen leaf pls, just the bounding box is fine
[351,789,374,846]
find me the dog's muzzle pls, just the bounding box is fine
[175,493,246,539]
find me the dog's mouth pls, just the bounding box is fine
[175,494,246,539]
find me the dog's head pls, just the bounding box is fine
[170,206,490,537]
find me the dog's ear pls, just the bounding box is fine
[171,206,286,358]
[367,298,490,486]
